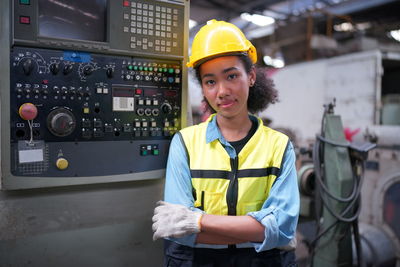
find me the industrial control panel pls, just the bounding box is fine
[1,0,190,189]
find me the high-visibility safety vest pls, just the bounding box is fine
[179,116,289,216]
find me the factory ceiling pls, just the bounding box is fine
[189,0,400,65]
[190,0,400,31]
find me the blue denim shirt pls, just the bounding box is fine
[164,115,299,252]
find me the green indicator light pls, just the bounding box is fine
[149,67,153,71]
[139,66,143,71]
[127,65,133,70]
[163,68,168,72]
[144,67,148,71]
[168,68,174,73]
[141,150,148,156]
[20,0,30,4]
[158,68,163,72]
[133,66,138,70]
[153,149,159,155]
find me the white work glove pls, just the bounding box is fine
[152,201,203,240]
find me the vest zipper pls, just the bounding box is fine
[226,157,239,216]
[200,191,205,211]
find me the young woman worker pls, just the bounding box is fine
[152,19,300,267]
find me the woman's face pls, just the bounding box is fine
[199,56,255,120]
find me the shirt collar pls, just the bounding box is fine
[205,114,260,144]
[205,114,221,144]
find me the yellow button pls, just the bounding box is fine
[83,107,90,114]
[56,158,69,170]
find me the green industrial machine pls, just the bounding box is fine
[299,101,375,267]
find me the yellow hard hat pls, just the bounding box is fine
[187,19,257,68]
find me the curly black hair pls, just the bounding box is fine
[194,54,278,114]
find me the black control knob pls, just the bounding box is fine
[137,108,145,116]
[83,65,94,76]
[22,58,34,76]
[49,63,60,75]
[63,64,73,75]
[161,103,172,114]
[61,87,68,96]
[53,86,61,94]
[77,89,85,97]
[106,67,114,78]
[47,108,76,137]
[82,88,91,98]
[145,108,152,116]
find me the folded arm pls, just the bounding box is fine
[197,214,264,244]
[157,135,299,251]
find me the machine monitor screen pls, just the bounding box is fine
[7,0,186,189]
[38,0,107,42]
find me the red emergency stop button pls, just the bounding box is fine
[123,0,129,7]
[19,103,38,120]
[19,16,31,24]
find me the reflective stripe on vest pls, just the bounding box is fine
[179,115,289,216]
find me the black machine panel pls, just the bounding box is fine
[10,46,182,177]
[5,0,187,186]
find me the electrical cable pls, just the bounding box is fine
[310,107,364,267]
[314,136,359,202]
[353,218,364,267]
[27,119,34,143]
[313,137,363,222]
[310,220,339,248]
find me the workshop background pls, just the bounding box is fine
[189,0,400,266]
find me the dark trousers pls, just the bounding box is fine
[164,240,297,267]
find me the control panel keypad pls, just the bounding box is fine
[122,0,183,55]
